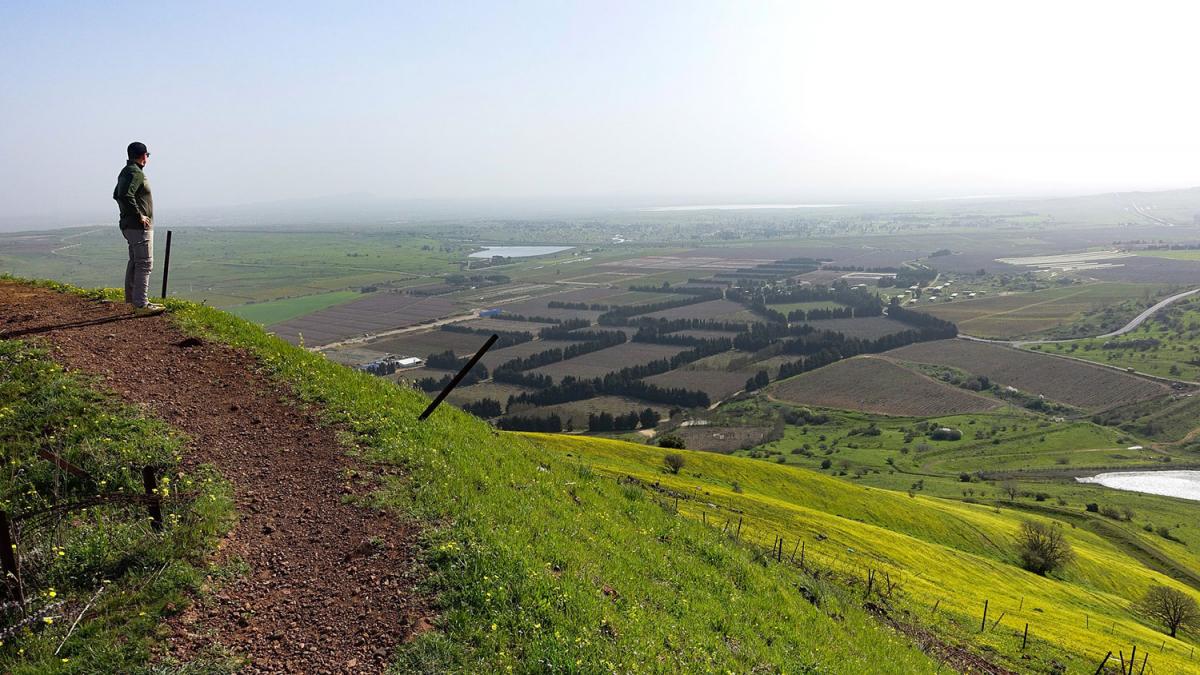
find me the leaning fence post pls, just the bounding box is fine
[1022,622,1029,650]
[418,334,498,421]
[980,599,988,632]
[160,230,173,299]
[1094,651,1112,675]
[735,516,742,541]
[0,511,23,605]
[143,466,163,532]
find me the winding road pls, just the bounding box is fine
[959,286,1200,346]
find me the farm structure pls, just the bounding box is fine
[885,340,1170,411]
[769,355,1002,416]
[270,292,457,346]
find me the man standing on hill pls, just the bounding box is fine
[113,141,163,313]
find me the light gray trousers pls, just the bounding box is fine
[121,228,153,307]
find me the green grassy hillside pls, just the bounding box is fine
[8,278,1200,673]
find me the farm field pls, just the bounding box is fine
[269,291,459,346]
[229,290,363,325]
[362,328,499,360]
[505,395,670,430]
[1034,295,1200,381]
[886,339,1171,411]
[769,355,1002,416]
[528,342,689,381]
[923,282,1164,339]
[796,316,912,339]
[477,338,579,370]
[459,317,556,333]
[642,368,753,402]
[640,298,763,322]
[445,381,533,406]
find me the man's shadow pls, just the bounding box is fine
[0,312,157,339]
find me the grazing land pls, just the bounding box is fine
[886,339,1171,411]
[923,282,1165,339]
[770,356,1002,416]
[1035,295,1200,381]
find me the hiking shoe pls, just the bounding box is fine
[134,303,166,315]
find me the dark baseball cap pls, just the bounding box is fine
[127,141,149,159]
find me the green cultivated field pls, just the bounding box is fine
[228,289,362,325]
[1035,296,1200,381]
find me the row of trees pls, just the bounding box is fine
[587,408,660,431]
[547,300,609,310]
[441,324,533,347]
[492,331,626,375]
[495,414,563,432]
[597,291,722,325]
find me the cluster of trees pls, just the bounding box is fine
[424,349,477,370]
[632,327,734,350]
[493,331,626,377]
[496,313,566,324]
[740,281,885,318]
[441,324,533,347]
[461,398,503,418]
[496,415,563,432]
[507,365,711,410]
[788,306,855,321]
[413,367,487,392]
[885,299,959,338]
[587,408,660,431]
[628,283,728,296]
[547,300,610,310]
[744,370,770,392]
[597,292,722,325]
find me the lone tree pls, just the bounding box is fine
[663,453,686,474]
[1001,480,1021,501]
[1134,585,1199,638]
[1017,520,1074,575]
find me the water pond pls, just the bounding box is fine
[1076,470,1200,502]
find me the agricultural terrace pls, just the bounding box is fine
[528,342,689,381]
[1035,295,1200,381]
[886,340,1170,411]
[769,356,1002,416]
[270,292,458,346]
[923,282,1164,339]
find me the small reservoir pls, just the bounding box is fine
[1076,470,1200,502]
[469,246,573,258]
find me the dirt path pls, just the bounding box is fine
[0,282,428,673]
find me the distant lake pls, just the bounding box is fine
[640,204,844,212]
[1076,470,1200,502]
[469,246,573,258]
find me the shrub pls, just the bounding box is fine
[820,459,832,470]
[663,453,686,474]
[1085,503,1099,513]
[1016,520,1074,575]
[958,472,972,482]
[657,434,686,450]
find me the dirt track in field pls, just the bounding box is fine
[0,282,429,673]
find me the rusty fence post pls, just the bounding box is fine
[143,466,163,532]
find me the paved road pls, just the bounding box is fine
[960,286,1200,346]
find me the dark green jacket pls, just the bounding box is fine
[113,160,153,229]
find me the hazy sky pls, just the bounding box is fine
[2,0,1198,219]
